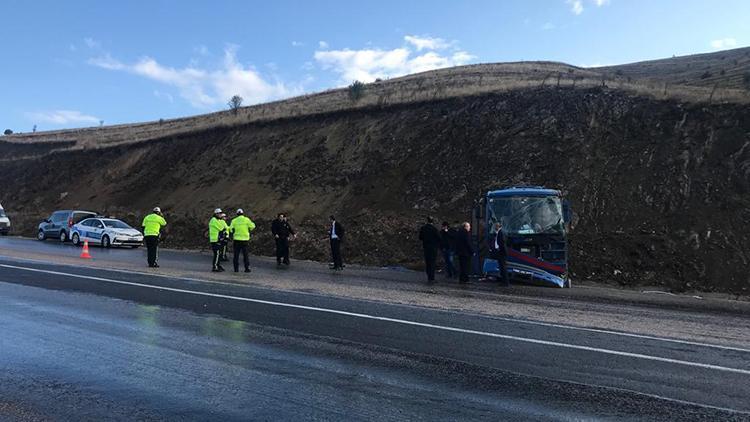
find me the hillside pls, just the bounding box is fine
[2,48,749,152]
[1,48,750,294]
[599,46,750,89]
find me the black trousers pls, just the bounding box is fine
[330,238,342,269]
[458,255,471,283]
[220,241,229,260]
[275,237,290,264]
[424,246,438,282]
[145,235,159,266]
[491,250,509,285]
[233,240,249,271]
[211,242,223,270]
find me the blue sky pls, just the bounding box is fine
[1,0,748,132]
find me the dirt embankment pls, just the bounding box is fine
[2,87,749,294]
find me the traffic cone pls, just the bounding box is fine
[80,239,92,259]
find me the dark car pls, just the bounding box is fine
[38,210,98,242]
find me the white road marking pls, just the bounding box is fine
[2,262,750,377]
[3,254,749,354]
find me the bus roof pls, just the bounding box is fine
[486,186,561,198]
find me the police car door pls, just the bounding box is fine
[87,219,105,244]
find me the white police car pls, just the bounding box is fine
[71,217,143,248]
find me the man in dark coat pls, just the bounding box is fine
[455,221,474,284]
[271,213,296,266]
[492,221,509,285]
[419,217,441,284]
[329,215,345,270]
[439,221,456,278]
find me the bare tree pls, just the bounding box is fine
[228,95,243,114]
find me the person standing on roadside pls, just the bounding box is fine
[142,207,167,268]
[455,222,474,284]
[229,208,256,273]
[492,221,509,286]
[271,213,296,266]
[219,212,230,262]
[209,208,228,272]
[419,217,441,284]
[329,215,345,270]
[439,221,456,279]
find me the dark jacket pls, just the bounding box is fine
[493,229,507,258]
[419,224,441,250]
[454,228,474,257]
[329,221,345,241]
[440,228,456,250]
[272,219,295,239]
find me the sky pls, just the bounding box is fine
[1,0,748,132]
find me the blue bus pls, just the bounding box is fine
[474,186,571,288]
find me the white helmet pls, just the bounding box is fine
[236,208,244,214]
[214,208,222,214]
[153,207,161,213]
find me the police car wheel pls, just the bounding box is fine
[102,235,111,248]
[71,233,80,246]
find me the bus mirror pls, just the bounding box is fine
[562,200,572,224]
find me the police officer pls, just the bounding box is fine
[209,208,228,272]
[219,212,230,262]
[271,213,296,266]
[141,207,167,268]
[229,208,256,273]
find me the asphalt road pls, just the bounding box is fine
[1,248,750,421]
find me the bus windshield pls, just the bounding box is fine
[488,196,564,235]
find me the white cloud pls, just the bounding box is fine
[404,35,451,51]
[566,0,610,14]
[194,45,209,56]
[153,90,174,103]
[318,40,329,49]
[89,46,296,108]
[69,44,77,52]
[579,62,615,68]
[84,37,100,49]
[87,54,125,70]
[567,0,584,14]
[541,22,556,30]
[314,41,476,84]
[26,110,100,125]
[710,38,737,50]
[291,41,304,47]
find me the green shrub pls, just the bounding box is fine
[348,80,365,101]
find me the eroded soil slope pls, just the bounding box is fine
[2,87,749,293]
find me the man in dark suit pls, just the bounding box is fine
[272,213,296,266]
[455,221,474,284]
[329,215,345,270]
[419,217,441,284]
[492,221,509,286]
[439,221,456,278]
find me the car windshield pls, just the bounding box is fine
[103,219,131,229]
[488,195,564,235]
